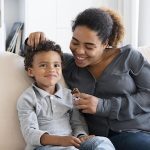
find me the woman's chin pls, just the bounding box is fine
[76,62,87,68]
[75,60,88,68]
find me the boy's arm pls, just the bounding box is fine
[17,88,81,147]
[17,91,47,146]
[40,133,81,147]
[70,107,88,137]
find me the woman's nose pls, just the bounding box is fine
[76,46,85,54]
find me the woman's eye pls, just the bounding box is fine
[85,46,94,50]
[72,42,79,46]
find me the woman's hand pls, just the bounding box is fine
[27,32,47,47]
[74,93,99,114]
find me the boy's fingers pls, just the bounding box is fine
[73,138,81,148]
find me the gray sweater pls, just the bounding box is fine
[17,83,87,150]
[63,45,150,136]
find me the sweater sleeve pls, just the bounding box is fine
[96,50,150,121]
[17,88,47,146]
[70,107,88,137]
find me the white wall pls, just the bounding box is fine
[2,0,150,53]
[25,0,102,53]
[4,0,21,37]
[0,0,5,52]
[138,0,150,46]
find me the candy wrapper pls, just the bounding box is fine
[71,88,80,101]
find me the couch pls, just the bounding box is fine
[0,47,150,150]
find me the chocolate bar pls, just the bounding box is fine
[71,88,80,101]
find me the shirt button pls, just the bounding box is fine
[50,96,54,100]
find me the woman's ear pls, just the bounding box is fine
[104,39,109,48]
[27,68,34,77]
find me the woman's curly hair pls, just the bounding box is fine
[101,7,125,47]
[72,7,125,48]
[24,40,63,71]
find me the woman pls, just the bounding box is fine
[26,8,150,150]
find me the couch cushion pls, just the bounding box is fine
[0,52,31,150]
[0,52,67,150]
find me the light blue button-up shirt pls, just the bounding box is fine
[17,83,88,150]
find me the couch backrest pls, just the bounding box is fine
[0,52,31,150]
[0,51,67,150]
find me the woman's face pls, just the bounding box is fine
[70,26,107,68]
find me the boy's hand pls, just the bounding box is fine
[59,136,81,148]
[79,135,95,143]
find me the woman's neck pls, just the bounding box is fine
[88,48,120,79]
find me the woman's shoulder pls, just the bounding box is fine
[120,44,143,59]
[120,44,136,52]
[120,44,146,72]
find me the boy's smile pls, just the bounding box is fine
[27,51,62,94]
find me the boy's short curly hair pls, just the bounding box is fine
[24,40,63,71]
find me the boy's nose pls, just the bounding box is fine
[47,65,55,71]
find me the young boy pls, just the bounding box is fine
[17,40,115,150]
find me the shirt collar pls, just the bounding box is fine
[32,83,63,99]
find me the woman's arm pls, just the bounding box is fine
[75,50,150,121]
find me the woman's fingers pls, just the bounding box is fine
[76,104,88,110]
[40,32,47,41]
[74,92,89,98]
[74,94,98,114]
[27,32,46,47]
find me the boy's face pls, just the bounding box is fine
[27,51,62,90]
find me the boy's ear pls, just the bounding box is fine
[27,68,34,77]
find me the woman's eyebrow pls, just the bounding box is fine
[72,37,79,42]
[72,37,96,46]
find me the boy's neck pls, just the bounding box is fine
[35,82,56,95]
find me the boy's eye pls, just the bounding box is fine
[86,47,93,50]
[54,64,61,68]
[39,64,47,68]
